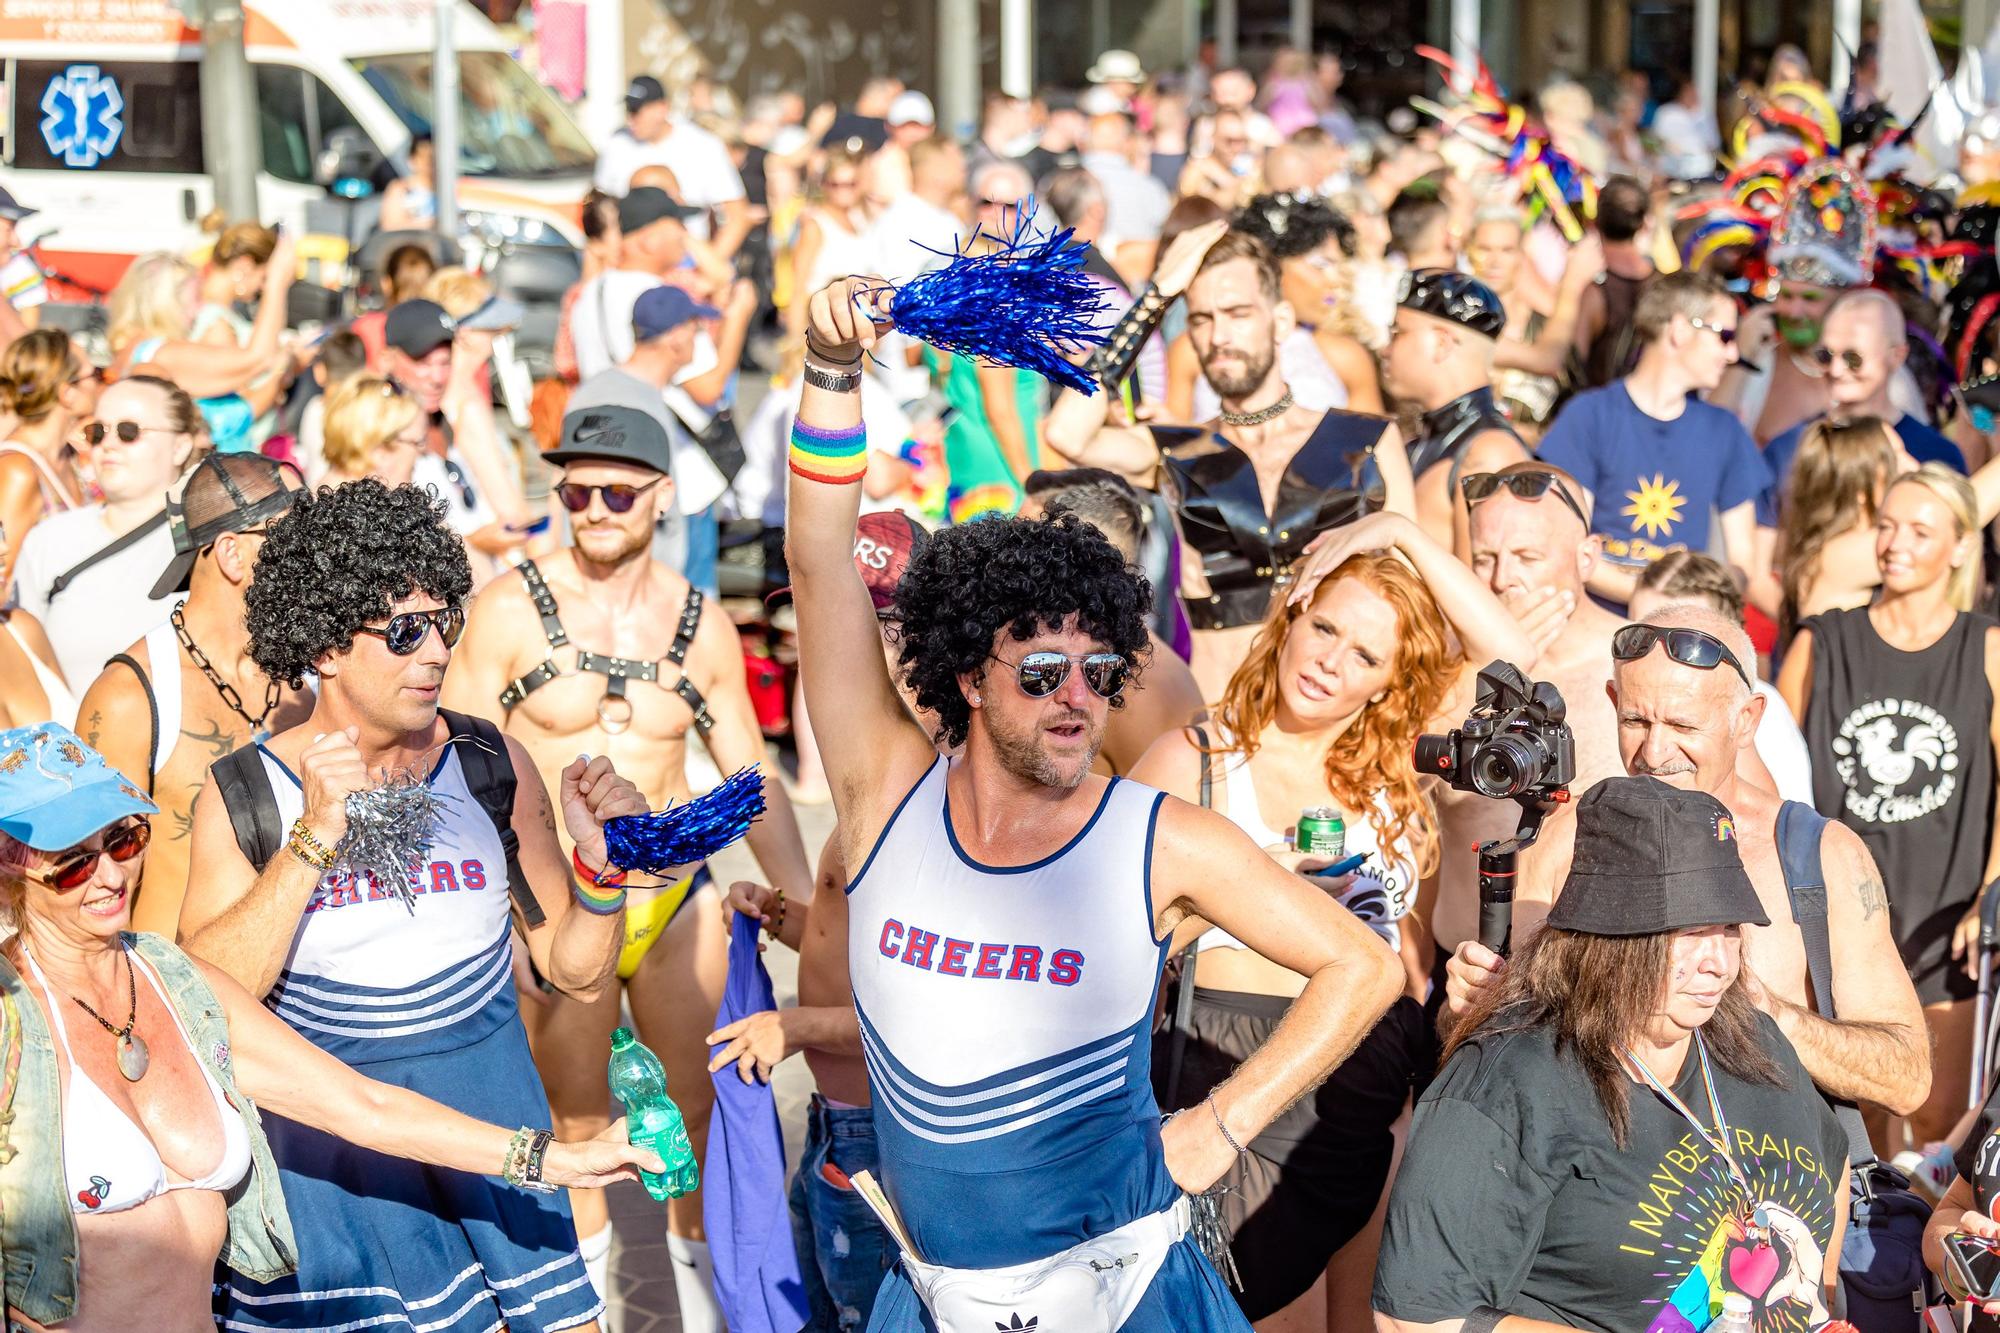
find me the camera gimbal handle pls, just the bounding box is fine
[1477,794,1561,959]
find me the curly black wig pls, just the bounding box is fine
[245,479,473,687]
[1232,192,1357,262]
[892,512,1152,749]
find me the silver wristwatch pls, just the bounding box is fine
[803,361,862,393]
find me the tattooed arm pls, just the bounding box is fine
[75,654,158,795]
[1746,821,1930,1115]
[506,735,639,1003]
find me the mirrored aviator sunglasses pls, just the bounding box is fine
[34,818,151,891]
[1000,651,1130,699]
[355,605,467,655]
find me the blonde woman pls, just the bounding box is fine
[1778,464,2000,1144]
[1776,415,1908,625]
[319,375,426,488]
[0,330,97,582]
[107,245,298,454]
[786,147,875,336]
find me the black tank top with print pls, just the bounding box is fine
[1801,606,1998,1002]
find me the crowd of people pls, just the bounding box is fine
[10,28,2000,1333]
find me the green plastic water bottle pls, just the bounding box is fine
[608,1026,699,1200]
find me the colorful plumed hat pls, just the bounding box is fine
[1768,158,1878,287]
[1409,47,1597,243]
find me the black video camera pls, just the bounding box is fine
[1415,662,1576,801]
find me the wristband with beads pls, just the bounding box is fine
[789,420,868,485]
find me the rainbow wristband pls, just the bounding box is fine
[789,420,868,485]
[571,878,627,915]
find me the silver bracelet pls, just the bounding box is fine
[1205,1093,1244,1154]
[803,362,862,393]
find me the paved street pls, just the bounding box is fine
[604,764,836,1333]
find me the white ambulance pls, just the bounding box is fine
[0,0,594,295]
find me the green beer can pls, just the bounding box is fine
[1296,807,1345,858]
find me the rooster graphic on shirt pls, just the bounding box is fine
[1828,698,1961,824]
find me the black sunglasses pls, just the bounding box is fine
[31,817,151,891]
[557,478,665,514]
[1811,346,1866,374]
[355,605,466,656]
[989,650,1129,700]
[1460,470,1588,526]
[83,420,170,446]
[1610,623,1752,688]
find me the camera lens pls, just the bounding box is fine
[1470,735,1542,799]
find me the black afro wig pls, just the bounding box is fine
[1233,192,1358,261]
[245,479,473,688]
[891,511,1152,749]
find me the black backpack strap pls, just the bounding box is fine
[1192,724,1213,811]
[46,510,168,603]
[1776,799,1875,1166]
[441,710,545,929]
[1164,723,1216,1108]
[211,746,285,874]
[103,653,159,797]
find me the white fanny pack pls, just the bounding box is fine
[854,1172,1189,1333]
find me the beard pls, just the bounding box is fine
[984,705,1102,790]
[574,520,653,567]
[1199,342,1278,401]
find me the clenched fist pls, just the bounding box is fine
[561,755,648,874]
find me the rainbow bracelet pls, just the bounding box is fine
[789,420,867,485]
[572,878,627,915]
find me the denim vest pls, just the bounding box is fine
[0,932,296,1325]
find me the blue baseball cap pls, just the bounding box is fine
[632,285,718,343]
[0,724,157,852]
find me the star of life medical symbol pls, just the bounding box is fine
[41,65,125,169]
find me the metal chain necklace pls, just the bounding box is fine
[173,605,280,743]
[1220,391,1294,428]
[69,944,149,1082]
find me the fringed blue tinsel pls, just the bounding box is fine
[879,206,1109,395]
[603,765,767,874]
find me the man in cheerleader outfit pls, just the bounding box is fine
[785,275,1405,1331]
[179,480,647,1332]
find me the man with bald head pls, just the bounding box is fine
[1758,287,1968,529]
[1429,462,1624,958]
[1443,603,1931,1132]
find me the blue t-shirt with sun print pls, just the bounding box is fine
[1537,382,1771,571]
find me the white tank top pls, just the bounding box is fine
[1197,732,1417,951]
[254,745,518,1065]
[846,758,1179,1269]
[802,207,879,295]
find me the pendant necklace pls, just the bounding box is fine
[69,943,149,1082]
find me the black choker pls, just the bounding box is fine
[1220,392,1294,428]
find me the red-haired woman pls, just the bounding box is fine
[1132,509,1534,1332]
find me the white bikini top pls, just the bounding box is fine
[3,616,75,730]
[24,947,251,1215]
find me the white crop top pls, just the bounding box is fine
[25,947,251,1215]
[1197,733,1418,952]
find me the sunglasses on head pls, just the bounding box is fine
[1610,623,1752,688]
[1811,346,1866,374]
[30,817,151,891]
[355,605,466,655]
[1460,470,1588,526]
[989,650,1130,700]
[83,420,169,446]
[557,477,665,514]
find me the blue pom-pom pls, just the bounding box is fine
[603,766,768,874]
[881,206,1110,395]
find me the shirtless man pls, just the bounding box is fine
[1383,270,1530,553]
[441,404,812,1333]
[1045,224,1413,699]
[80,454,313,933]
[1444,604,1931,1131]
[1428,461,1625,960]
[1716,279,1839,445]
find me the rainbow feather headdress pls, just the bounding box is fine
[1410,47,1597,243]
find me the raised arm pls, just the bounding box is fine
[1746,820,1930,1114]
[785,277,938,816]
[1151,796,1403,1192]
[508,743,644,1004]
[1286,510,1537,672]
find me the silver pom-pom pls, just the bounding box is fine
[334,773,452,913]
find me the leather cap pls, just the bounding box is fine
[1398,268,1507,340]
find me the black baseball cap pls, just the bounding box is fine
[547,405,674,475]
[152,454,299,599]
[0,187,36,223]
[1545,777,1770,937]
[1398,268,1507,340]
[383,299,456,359]
[617,186,702,235]
[626,75,667,114]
